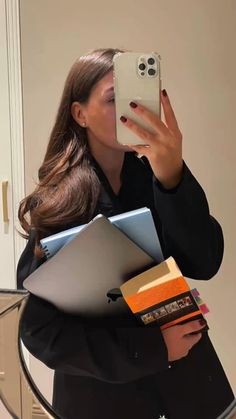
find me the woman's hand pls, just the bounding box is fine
[162,319,206,362]
[120,90,183,189]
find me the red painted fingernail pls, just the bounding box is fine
[120,116,127,123]
[129,101,138,108]
[162,89,167,97]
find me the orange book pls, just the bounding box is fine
[120,257,208,331]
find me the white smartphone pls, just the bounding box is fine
[113,51,161,146]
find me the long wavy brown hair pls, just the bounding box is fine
[18,48,123,256]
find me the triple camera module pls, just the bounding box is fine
[138,55,158,78]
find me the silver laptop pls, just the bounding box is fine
[23,215,155,317]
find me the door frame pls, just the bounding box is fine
[3,0,25,275]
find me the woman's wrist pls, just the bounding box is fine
[155,161,184,191]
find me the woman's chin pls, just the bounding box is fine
[113,139,132,152]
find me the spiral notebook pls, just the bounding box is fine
[40,207,164,263]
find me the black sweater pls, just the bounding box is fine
[17,153,233,419]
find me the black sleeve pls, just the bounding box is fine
[17,235,169,384]
[152,162,224,279]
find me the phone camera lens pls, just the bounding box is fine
[148,68,156,76]
[147,57,155,65]
[139,63,146,71]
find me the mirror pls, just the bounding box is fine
[1,0,236,418]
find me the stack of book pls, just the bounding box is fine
[23,207,209,329]
[120,256,209,331]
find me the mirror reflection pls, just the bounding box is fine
[1,1,236,418]
[17,43,235,418]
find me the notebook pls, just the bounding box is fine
[40,207,164,263]
[24,215,155,317]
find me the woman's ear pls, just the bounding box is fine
[71,102,87,128]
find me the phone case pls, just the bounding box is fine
[113,51,161,146]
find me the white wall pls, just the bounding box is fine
[20,0,236,401]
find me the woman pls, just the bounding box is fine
[17,48,234,419]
